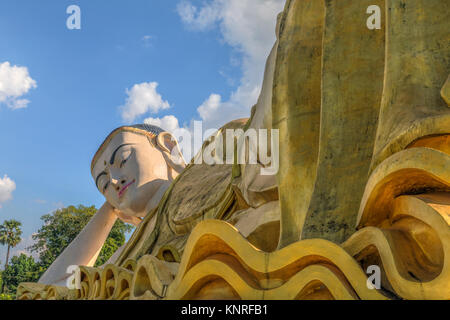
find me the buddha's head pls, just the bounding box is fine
[91,124,186,218]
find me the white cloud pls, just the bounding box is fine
[177,0,285,130]
[197,94,221,121]
[144,115,192,144]
[0,174,16,208]
[120,82,170,123]
[177,1,221,30]
[0,61,37,110]
[144,115,183,133]
[0,175,16,208]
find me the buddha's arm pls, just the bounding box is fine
[38,202,118,286]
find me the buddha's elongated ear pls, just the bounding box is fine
[156,132,186,174]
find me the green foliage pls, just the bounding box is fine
[0,205,133,296]
[0,219,23,293]
[29,205,134,269]
[0,219,23,268]
[0,219,22,249]
[1,254,43,295]
[95,232,123,267]
[0,293,13,300]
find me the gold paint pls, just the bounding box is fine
[19,0,450,301]
[272,0,324,248]
[357,148,450,228]
[407,134,450,155]
[370,0,450,171]
[301,0,386,243]
[442,75,450,106]
[346,194,450,299]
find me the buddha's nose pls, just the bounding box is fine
[111,177,126,192]
[109,168,123,189]
[113,178,127,186]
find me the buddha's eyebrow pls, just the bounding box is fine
[95,143,134,189]
[95,171,107,189]
[110,143,134,165]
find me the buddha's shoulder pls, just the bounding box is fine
[164,118,249,234]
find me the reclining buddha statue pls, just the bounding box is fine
[18,0,449,300]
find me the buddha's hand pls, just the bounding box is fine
[112,207,142,226]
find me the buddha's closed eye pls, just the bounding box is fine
[119,154,131,168]
[117,150,132,168]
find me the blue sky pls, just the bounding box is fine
[0,0,284,262]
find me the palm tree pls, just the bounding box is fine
[0,219,22,293]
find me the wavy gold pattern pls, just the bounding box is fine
[17,283,72,300]
[130,254,178,300]
[358,147,450,228]
[346,196,450,299]
[17,199,450,300]
[168,187,449,300]
[165,220,387,300]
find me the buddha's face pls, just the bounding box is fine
[91,131,169,217]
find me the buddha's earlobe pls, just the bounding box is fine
[156,132,186,174]
[156,132,173,154]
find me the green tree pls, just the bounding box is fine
[29,205,133,270]
[0,293,13,300]
[1,254,43,296]
[0,219,22,293]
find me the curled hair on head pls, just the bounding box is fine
[129,124,165,137]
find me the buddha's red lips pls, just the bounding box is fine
[118,179,135,197]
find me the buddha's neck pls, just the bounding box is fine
[143,180,172,215]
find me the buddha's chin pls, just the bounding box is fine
[117,191,147,217]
